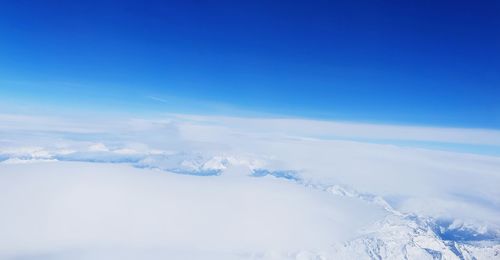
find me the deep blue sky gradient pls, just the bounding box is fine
[0,0,499,127]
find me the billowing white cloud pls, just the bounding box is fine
[173,114,500,145]
[0,162,386,259]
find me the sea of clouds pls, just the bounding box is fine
[1,112,499,259]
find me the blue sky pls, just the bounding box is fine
[0,0,499,128]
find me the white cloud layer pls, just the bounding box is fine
[0,112,499,259]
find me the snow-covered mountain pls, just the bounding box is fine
[1,150,499,259]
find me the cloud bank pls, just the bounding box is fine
[0,112,499,259]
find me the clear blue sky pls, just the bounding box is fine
[0,0,499,128]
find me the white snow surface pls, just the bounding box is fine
[0,113,500,259]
